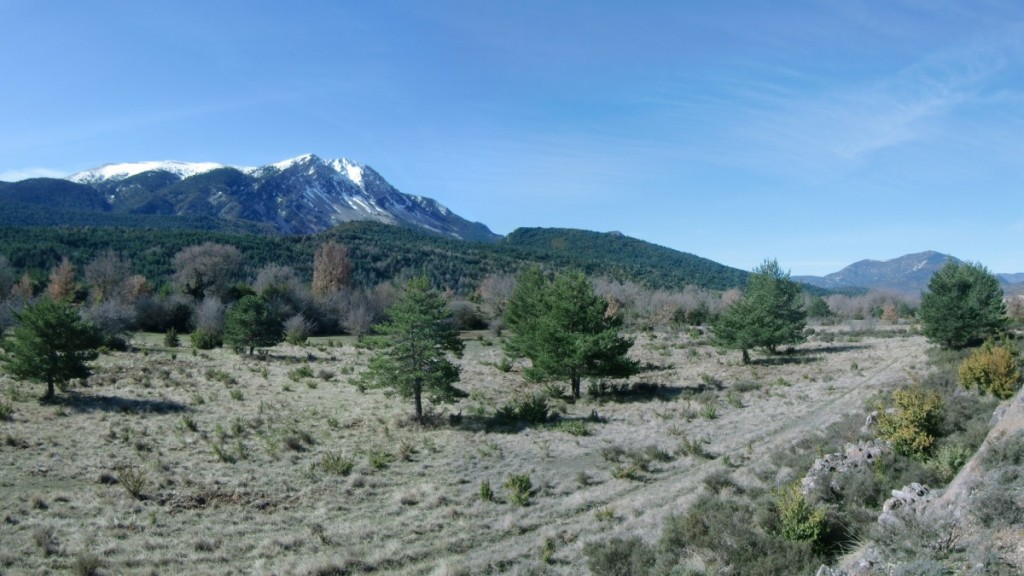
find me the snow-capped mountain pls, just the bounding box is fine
[62,154,499,241]
[69,160,237,183]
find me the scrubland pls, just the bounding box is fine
[0,324,959,575]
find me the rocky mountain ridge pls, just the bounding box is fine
[2,154,499,242]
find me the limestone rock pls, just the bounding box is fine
[801,440,890,498]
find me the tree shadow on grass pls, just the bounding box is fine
[750,355,823,366]
[57,392,189,414]
[588,381,687,404]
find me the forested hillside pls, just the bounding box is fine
[0,223,750,293]
[503,228,748,291]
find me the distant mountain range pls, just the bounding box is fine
[795,251,1023,295]
[0,154,499,241]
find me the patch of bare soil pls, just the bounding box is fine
[0,328,930,575]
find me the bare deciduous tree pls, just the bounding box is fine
[120,275,153,304]
[477,272,518,320]
[47,257,77,301]
[193,297,227,335]
[312,241,352,298]
[173,243,243,301]
[10,273,34,301]
[84,250,131,303]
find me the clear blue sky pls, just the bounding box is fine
[2,1,1022,275]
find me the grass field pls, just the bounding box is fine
[0,325,930,575]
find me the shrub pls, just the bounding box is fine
[583,536,655,576]
[288,365,315,381]
[505,473,533,506]
[776,483,827,544]
[114,462,147,500]
[957,339,1022,399]
[190,328,222,350]
[164,327,180,348]
[554,420,591,436]
[320,452,354,476]
[494,396,549,425]
[874,386,944,456]
[284,314,316,345]
[658,493,821,575]
[930,443,972,483]
[0,400,12,421]
[72,550,104,576]
[479,479,494,502]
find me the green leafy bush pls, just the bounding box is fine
[190,328,222,350]
[320,452,354,476]
[775,483,827,544]
[164,327,180,348]
[505,474,533,506]
[494,396,549,425]
[479,479,494,502]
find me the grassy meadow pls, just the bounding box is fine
[0,325,933,574]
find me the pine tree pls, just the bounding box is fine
[222,295,283,354]
[713,259,806,364]
[919,261,1006,350]
[356,276,464,422]
[2,298,102,400]
[504,268,638,399]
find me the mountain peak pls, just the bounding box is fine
[54,153,499,242]
[795,251,962,294]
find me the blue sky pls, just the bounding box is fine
[2,1,1022,275]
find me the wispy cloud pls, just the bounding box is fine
[0,167,68,182]
[673,29,1022,182]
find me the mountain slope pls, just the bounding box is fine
[794,251,962,294]
[58,154,499,241]
[503,228,749,291]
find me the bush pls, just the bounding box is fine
[658,493,821,575]
[874,386,944,456]
[320,452,354,476]
[284,314,316,345]
[479,479,494,502]
[957,339,1022,399]
[450,301,487,330]
[164,327,180,348]
[505,474,533,506]
[494,396,549,425]
[776,483,827,544]
[114,462,147,500]
[583,536,655,576]
[190,328,222,350]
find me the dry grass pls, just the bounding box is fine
[0,327,929,574]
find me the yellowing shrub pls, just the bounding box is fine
[874,386,943,456]
[958,340,1022,399]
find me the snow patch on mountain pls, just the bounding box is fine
[69,161,235,183]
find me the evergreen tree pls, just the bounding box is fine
[714,259,806,364]
[222,295,283,354]
[919,261,1006,350]
[356,276,464,422]
[2,298,102,400]
[504,268,638,399]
